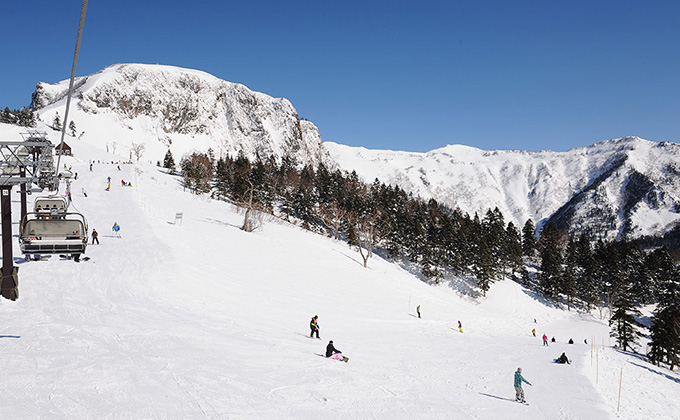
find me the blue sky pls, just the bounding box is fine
[1,1,678,152]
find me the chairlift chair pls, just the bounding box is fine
[19,211,88,258]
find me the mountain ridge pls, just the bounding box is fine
[325,136,680,240]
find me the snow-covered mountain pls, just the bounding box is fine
[30,63,334,168]
[27,63,680,241]
[325,137,680,240]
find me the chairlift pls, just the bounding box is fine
[19,211,88,258]
[33,195,69,214]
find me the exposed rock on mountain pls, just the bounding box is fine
[31,63,334,168]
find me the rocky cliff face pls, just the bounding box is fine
[326,137,680,240]
[31,63,334,168]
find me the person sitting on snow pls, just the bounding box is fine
[556,352,569,364]
[568,338,574,344]
[326,340,349,362]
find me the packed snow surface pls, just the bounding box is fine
[1,123,679,419]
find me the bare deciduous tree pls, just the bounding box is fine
[131,142,146,161]
[241,179,264,232]
[319,202,347,240]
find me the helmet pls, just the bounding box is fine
[314,315,318,318]
[517,367,522,373]
[329,340,333,343]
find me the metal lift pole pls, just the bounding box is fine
[20,167,27,221]
[1,186,17,300]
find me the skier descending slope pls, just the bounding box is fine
[514,367,532,404]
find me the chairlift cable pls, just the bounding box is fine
[54,0,88,184]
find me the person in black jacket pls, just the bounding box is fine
[310,315,320,339]
[326,340,349,362]
[556,352,569,364]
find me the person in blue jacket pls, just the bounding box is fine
[112,222,121,238]
[514,367,532,403]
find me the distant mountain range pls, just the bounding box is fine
[28,63,680,240]
[326,138,680,241]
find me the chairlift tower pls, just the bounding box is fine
[0,131,56,300]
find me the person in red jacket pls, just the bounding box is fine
[542,334,549,346]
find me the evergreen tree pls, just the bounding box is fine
[647,254,680,370]
[69,120,77,136]
[575,235,598,309]
[163,149,176,173]
[609,290,645,352]
[53,112,62,131]
[522,219,537,258]
[505,221,524,278]
[474,239,494,295]
[538,223,563,298]
[18,107,36,127]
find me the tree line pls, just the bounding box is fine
[172,149,680,371]
[0,107,37,127]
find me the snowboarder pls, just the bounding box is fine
[91,229,99,245]
[542,334,549,346]
[326,340,349,362]
[568,338,574,344]
[107,176,111,184]
[514,367,532,403]
[458,320,463,333]
[551,336,556,343]
[417,305,421,318]
[532,328,536,337]
[112,222,121,238]
[310,315,320,339]
[556,352,569,364]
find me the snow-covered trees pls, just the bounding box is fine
[0,107,36,127]
[53,112,62,131]
[163,149,176,173]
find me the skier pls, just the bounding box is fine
[532,328,536,337]
[514,367,532,403]
[542,334,549,346]
[326,340,349,362]
[89,163,93,171]
[556,352,569,364]
[458,320,463,333]
[309,315,320,339]
[417,305,421,318]
[82,188,87,197]
[112,222,121,238]
[91,228,99,245]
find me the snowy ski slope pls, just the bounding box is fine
[0,131,679,419]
